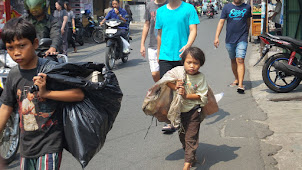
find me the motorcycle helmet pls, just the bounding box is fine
[85,9,91,15]
[24,0,47,11]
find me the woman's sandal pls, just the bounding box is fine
[237,87,245,94]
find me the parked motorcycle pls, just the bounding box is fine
[0,42,19,164]
[104,17,131,70]
[37,38,68,63]
[92,17,105,44]
[0,38,67,164]
[255,33,302,93]
[82,10,105,44]
[74,17,84,46]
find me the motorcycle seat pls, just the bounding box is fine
[277,36,302,47]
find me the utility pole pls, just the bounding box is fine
[261,0,268,35]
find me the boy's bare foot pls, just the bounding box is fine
[183,162,191,170]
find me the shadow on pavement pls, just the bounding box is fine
[205,109,230,125]
[165,143,240,169]
[245,80,263,90]
[260,84,302,94]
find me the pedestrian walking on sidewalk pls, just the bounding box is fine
[140,0,167,82]
[268,0,282,36]
[214,0,251,94]
[166,47,208,170]
[54,0,68,55]
[0,18,84,170]
[64,2,77,53]
[156,0,200,132]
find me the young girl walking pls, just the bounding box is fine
[167,47,208,170]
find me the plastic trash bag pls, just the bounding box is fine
[120,36,130,53]
[37,59,123,168]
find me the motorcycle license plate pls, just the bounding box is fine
[106,29,117,34]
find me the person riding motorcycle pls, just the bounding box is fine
[22,0,61,56]
[100,0,129,57]
[207,0,214,15]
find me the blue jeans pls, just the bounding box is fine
[225,41,248,59]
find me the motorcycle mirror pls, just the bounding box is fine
[39,38,52,48]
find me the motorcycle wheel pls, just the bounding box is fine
[92,29,105,44]
[0,113,19,164]
[105,46,116,70]
[262,53,302,93]
[122,54,128,63]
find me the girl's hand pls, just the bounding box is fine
[175,80,184,90]
[33,73,49,99]
[177,86,186,99]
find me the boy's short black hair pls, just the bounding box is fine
[2,17,37,44]
[181,47,205,66]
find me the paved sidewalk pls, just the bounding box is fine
[248,43,302,170]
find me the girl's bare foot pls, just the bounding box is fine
[183,162,191,170]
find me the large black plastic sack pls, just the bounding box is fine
[38,59,123,168]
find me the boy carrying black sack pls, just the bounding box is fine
[0,17,84,170]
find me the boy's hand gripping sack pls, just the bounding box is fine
[38,60,123,168]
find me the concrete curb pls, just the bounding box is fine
[248,43,302,170]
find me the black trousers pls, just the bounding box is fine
[159,60,182,78]
[67,28,76,49]
[275,23,282,36]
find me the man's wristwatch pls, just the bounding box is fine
[118,14,122,17]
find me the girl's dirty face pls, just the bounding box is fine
[183,54,200,75]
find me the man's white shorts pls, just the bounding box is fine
[148,48,160,72]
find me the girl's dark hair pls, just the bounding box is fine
[64,1,72,11]
[112,0,119,3]
[56,0,64,8]
[2,17,37,44]
[181,47,205,66]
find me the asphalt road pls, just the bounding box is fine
[6,14,279,170]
